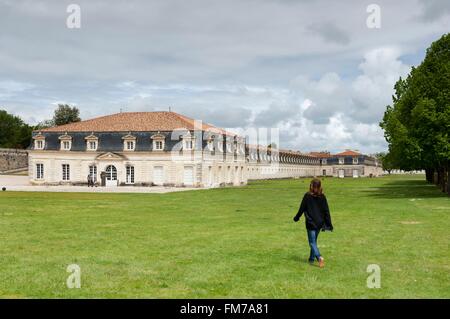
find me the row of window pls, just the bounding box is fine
[34,138,243,153]
[36,163,72,181]
[35,139,164,152]
[338,157,359,164]
[35,163,246,185]
[35,164,147,185]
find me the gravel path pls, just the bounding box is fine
[0,175,201,193]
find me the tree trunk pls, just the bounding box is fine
[438,167,445,193]
[446,163,450,196]
[425,168,433,183]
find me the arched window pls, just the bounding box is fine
[106,165,117,181]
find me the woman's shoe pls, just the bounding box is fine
[318,257,325,268]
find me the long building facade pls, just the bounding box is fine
[28,111,383,187]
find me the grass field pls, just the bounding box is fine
[0,174,448,298]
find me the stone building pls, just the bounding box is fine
[309,150,383,178]
[29,112,246,187]
[28,111,383,187]
[246,145,323,180]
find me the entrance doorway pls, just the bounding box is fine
[126,165,135,184]
[105,165,118,186]
[153,166,164,185]
[183,166,194,186]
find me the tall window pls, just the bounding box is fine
[217,139,224,152]
[62,164,70,181]
[88,141,97,151]
[184,140,193,150]
[62,141,71,150]
[106,165,117,181]
[126,165,135,184]
[239,143,245,154]
[36,163,44,180]
[126,141,135,151]
[154,140,163,150]
[35,140,44,149]
[226,142,232,153]
[89,165,97,182]
[207,140,214,151]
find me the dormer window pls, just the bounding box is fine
[58,133,72,151]
[36,140,44,149]
[182,132,194,151]
[62,141,71,150]
[155,141,163,150]
[33,132,45,150]
[184,140,193,150]
[122,133,136,152]
[238,143,245,155]
[205,134,215,152]
[207,139,214,151]
[226,141,233,153]
[126,141,135,150]
[85,133,99,151]
[151,132,165,151]
[88,141,97,150]
[217,137,224,152]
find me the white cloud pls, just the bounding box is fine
[0,80,34,98]
[0,0,447,154]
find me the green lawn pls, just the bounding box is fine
[0,175,448,298]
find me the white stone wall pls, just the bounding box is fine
[28,148,382,187]
[28,148,247,187]
[246,163,383,180]
[246,163,323,180]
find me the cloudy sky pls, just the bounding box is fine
[0,0,449,153]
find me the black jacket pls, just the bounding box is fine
[293,192,333,231]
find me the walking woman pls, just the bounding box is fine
[293,178,333,268]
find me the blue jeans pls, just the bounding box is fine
[307,229,321,262]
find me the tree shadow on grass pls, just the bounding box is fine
[361,179,449,199]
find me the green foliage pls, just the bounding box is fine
[376,152,396,173]
[53,104,81,126]
[380,33,450,171]
[33,119,55,131]
[0,110,33,149]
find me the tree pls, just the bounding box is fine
[34,119,55,130]
[380,33,450,194]
[0,110,33,149]
[53,104,81,126]
[376,152,396,174]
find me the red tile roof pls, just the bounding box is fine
[309,151,331,158]
[37,111,235,135]
[334,150,361,156]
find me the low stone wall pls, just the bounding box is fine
[0,148,28,173]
